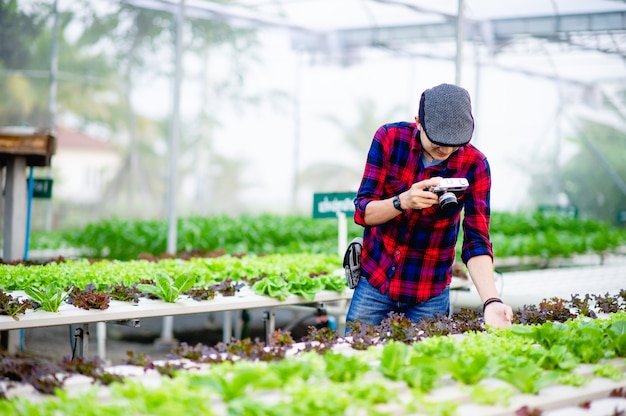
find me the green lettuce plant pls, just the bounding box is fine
[493,355,562,394]
[607,320,626,357]
[468,384,514,406]
[24,284,70,312]
[136,272,196,303]
[1,311,626,414]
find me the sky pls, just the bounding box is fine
[131,0,626,215]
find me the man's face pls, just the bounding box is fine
[415,117,459,161]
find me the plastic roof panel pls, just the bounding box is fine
[233,0,626,29]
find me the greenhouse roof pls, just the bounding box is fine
[122,0,626,56]
[119,0,626,87]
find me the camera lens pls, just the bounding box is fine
[438,191,458,208]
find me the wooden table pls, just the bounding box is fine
[0,127,56,261]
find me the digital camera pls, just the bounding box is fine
[426,178,469,208]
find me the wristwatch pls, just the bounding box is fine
[393,195,405,212]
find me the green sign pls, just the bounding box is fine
[618,210,626,224]
[30,178,53,199]
[312,192,356,219]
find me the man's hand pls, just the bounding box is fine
[401,177,442,210]
[484,301,514,328]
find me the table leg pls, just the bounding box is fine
[97,322,106,360]
[222,311,232,343]
[263,308,276,344]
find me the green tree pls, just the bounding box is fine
[0,0,45,125]
[298,99,402,193]
[1,0,276,225]
[560,119,626,225]
[171,12,261,217]
[528,93,626,226]
[82,2,261,219]
[0,0,42,69]
[0,0,116,127]
[79,3,177,218]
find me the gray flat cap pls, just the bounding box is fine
[418,83,474,146]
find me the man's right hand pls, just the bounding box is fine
[402,177,442,210]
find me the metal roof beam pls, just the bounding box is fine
[492,11,626,37]
[325,11,626,54]
[120,0,322,33]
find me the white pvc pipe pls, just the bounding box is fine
[97,322,106,360]
[337,212,347,257]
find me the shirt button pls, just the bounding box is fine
[396,250,400,255]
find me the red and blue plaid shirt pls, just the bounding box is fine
[354,122,493,304]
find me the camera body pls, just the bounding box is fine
[427,178,469,208]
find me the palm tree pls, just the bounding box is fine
[82,3,261,219]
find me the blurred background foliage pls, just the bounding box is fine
[29,212,626,264]
[1,0,625,248]
[1,0,261,225]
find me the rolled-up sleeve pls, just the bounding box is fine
[353,126,389,227]
[461,158,493,264]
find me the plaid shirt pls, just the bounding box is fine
[354,121,493,304]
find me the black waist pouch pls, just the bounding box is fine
[342,237,363,289]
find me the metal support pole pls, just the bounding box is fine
[455,0,465,85]
[223,311,232,343]
[473,43,482,147]
[45,0,59,231]
[158,0,185,349]
[263,309,276,344]
[290,53,302,213]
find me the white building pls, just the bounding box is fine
[51,127,121,204]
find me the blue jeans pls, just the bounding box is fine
[345,277,450,334]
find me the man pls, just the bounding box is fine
[346,83,513,329]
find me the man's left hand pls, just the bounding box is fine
[484,302,514,328]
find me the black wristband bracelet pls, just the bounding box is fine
[483,297,503,314]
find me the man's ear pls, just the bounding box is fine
[414,116,421,128]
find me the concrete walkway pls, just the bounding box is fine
[452,254,626,311]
